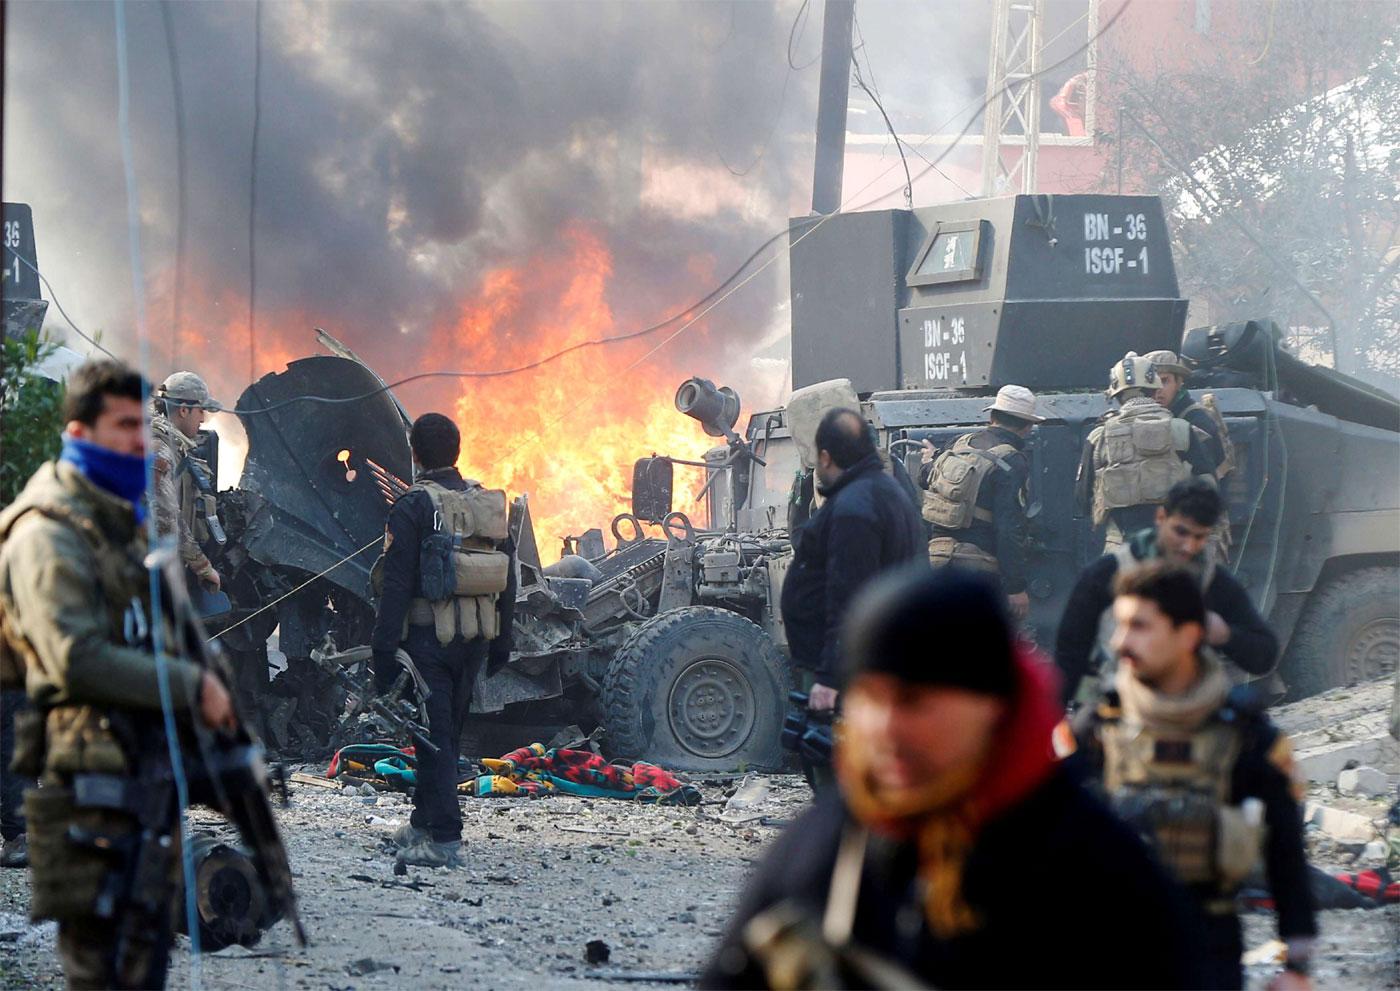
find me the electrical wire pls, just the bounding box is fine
[160,0,187,367]
[850,18,911,209]
[206,537,381,641]
[221,222,806,415]
[113,1,204,981]
[787,0,818,70]
[247,0,263,385]
[230,3,1131,418]
[4,249,119,359]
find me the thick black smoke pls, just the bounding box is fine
[4,0,826,394]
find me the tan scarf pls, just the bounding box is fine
[1115,650,1231,734]
[837,732,987,938]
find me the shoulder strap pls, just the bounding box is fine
[954,434,1014,473]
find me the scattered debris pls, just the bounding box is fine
[1305,801,1379,844]
[718,773,770,824]
[585,939,612,965]
[346,957,400,976]
[289,771,340,790]
[1338,766,1392,799]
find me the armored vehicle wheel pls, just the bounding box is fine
[602,606,789,772]
[1282,566,1400,699]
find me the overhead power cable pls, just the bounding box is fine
[5,249,120,359]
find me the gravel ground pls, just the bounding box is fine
[3,692,1398,989]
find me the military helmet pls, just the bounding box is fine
[157,371,220,411]
[1143,349,1191,378]
[1106,352,1161,398]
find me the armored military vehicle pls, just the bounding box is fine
[677,192,1398,713]
[213,194,1397,772]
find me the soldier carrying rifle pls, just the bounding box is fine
[0,360,299,988]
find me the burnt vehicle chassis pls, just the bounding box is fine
[208,347,792,771]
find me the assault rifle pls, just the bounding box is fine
[148,546,306,947]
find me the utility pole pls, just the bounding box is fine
[980,0,1045,196]
[811,0,856,215]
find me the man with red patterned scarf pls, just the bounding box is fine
[702,567,1204,990]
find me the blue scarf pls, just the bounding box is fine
[59,436,149,522]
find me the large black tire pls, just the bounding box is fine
[602,606,789,772]
[1281,566,1400,699]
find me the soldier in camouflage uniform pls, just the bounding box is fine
[1076,352,1216,551]
[150,371,223,595]
[0,360,236,989]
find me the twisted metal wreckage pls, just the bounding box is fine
[203,332,791,773]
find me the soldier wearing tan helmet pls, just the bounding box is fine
[1075,352,1216,551]
[919,384,1042,619]
[1146,349,1236,560]
[151,371,223,595]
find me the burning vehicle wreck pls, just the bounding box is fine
[211,340,793,771]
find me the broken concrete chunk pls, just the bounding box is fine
[1337,765,1393,799]
[1304,801,1378,843]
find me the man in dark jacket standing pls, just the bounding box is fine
[371,413,515,868]
[704,568,1205,990]
[780,409,923,731]
[1055,479,1276,706]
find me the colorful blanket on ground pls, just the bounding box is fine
[463,743,702,805]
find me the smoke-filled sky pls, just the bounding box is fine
[3,0,1005,405]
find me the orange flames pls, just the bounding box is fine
[446,226,712,560]
[146,227,728,561]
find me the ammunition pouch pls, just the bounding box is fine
[44,706,133,777]
[10,706,46,777]
[920,435,1013,531]
[23,784,136,921]
[408,479,510,645]
[1102,716,1258,894]
[926,535,1000,574]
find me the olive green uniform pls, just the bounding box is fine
[0,461,202,988]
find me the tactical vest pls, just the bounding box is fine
[1098,707,1263,897]
[1088,404,1192,524]
[153,417,221,546]
[0,464,151,697]
[1182,393,1235,481]
[921,433,1017,531]
[407,478,511,645]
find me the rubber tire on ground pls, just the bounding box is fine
[1281,566,1400,699]
[602,606,789,772]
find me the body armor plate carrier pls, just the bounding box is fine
[1099,711,1263,895]
[1088,404,1192,524]
[408,479,510,645]
[921,433,1016,531]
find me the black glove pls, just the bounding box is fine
[372,651,399,695]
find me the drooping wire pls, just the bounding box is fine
[787,0,819,70]
[199,1,1136,639]
[4,249,119,359]
[247,0,263,385]
[217,223,804,415]
[160,0,187,368]
[850,22,912,209]
[112,1,204,981]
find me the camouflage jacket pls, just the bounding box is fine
[0,460,203,713]
[150,413,215,582]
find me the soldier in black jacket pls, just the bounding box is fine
[371,414,515,868]
[780,409,923,783]
[1069,562,1315,991]
[705,568,1206,990]
[1055,479,1277,706]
